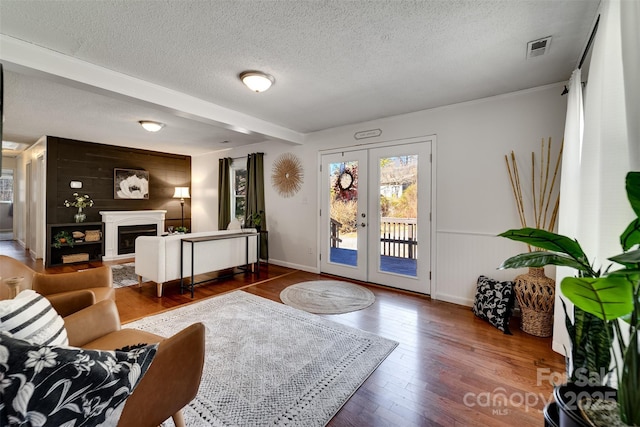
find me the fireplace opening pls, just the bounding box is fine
[118,224,157,255]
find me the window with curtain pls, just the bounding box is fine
[231,159,247,223]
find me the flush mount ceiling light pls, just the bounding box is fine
[239,71,275,93]
[139,120,165,132]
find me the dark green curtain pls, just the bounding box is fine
[246,153,268,259]
[217,157,233,230]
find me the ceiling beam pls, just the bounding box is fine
[0,34,305,145]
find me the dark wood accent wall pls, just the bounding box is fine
[45,136,191,231]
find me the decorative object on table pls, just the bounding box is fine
[173,186,190,228]
[271,152,304,197]
[279,280,376,314]
[53,230,74,248]
[471,275,516,334]
[126,291,398,427]
[3,276,24,298]
[114,168,149,199]
[503,137,562,337]
[499,172,640,426]
[63,192,94,223]
[174,226,188,234]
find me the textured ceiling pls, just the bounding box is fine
[0,0,600,155]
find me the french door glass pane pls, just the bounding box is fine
[378,155,418,276]
[329,160,358,266]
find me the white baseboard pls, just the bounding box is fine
[268,259,319,274]
[434,292,473,307]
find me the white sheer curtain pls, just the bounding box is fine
[552,0,640,354]
[557,69,584,241]
[552,69,584,353]
[621,0,640,170]
[578,0,633,265]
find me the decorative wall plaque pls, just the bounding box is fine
[354,128,382,140]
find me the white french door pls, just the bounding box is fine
[320,150,369,281]
[320,140,431,294]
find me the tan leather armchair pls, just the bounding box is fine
[63,297,205,427]
[32,265,115,316]
[0,256,115,316]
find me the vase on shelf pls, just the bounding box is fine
[74,207,86,223]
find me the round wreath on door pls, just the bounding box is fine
[271,153,304,198]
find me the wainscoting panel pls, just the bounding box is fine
[434,230,530,306]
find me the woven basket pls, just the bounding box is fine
[85,230,101,242]
[62,253,89,263]
[514,267,555,337]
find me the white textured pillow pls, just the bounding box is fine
[0,289,68,346]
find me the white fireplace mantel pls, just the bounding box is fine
[100,210,166,261]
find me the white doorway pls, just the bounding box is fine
[0,168,14,240]
[320,138,432,294]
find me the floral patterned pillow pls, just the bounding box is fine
[472,275,516,334]
[0,333,157,427]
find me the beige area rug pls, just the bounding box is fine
[279,280,375,314]
[126,291,397,427]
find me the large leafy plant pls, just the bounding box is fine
[499,171,640,425]
[499,227,613,387]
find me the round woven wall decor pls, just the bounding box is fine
[271,153,303,197]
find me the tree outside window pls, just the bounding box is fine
[231,161,247,223]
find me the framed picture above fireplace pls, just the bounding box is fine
[114,168,150,199]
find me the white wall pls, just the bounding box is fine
[192,83,568,305]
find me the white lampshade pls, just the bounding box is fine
[139,120,165,132]
[239,71,275,93]
[173,187,190,199]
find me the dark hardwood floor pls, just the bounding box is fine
[2,240,564,426]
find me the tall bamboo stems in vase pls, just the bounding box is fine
[504,137,563,248]
[502,138,563,337]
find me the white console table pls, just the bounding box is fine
[180,231,260,297]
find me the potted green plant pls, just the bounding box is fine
[53,230,75,248]
[499,171,640,426]
[174,226,188,234]
[247,210,264,231]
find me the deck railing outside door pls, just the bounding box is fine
[330,218,343,248]
[380,217,417,259]
[330,217,417,259]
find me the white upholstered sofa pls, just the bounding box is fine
[134,229,259,297]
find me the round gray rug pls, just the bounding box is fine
[280,280,375,314]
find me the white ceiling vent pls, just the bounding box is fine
[527,36,552,59]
